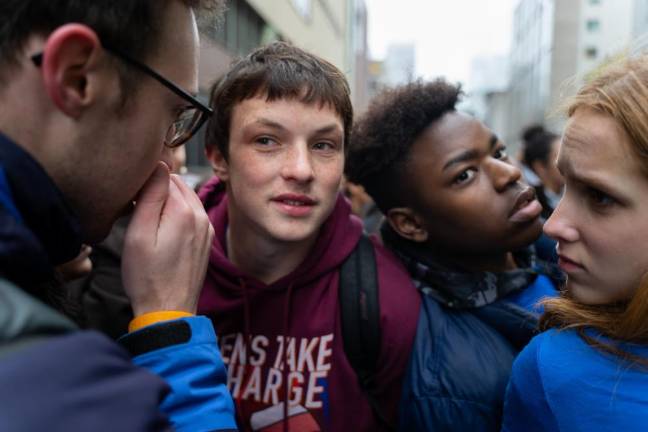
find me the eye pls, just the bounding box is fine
[587,187,616,208]
[312,141,337,151]
[453,168,477,185]
[493,146,508,160]
[255,136,278,146]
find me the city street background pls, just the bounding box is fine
[186,0,648,168]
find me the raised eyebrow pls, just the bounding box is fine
[442,134,498,171]
[250,118,287,132]
[314,124,343,135]
[442,149,480,171]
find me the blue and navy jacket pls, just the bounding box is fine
[381,225,560,432]
[0,132,236,431]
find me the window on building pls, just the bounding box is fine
[207,0,282,57]
[585,46,598,59]
[292,0,312,20]
[586,19,600,32]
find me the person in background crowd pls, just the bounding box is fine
[0,1,236,430]
[346,79,561,431]
[518,124,546,185]
[199,41,420,431]
[516,125,562,263]
[522,130,564,219]
[503,56,648,432]
[343,179,383,235]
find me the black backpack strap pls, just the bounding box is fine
[339,235,394,430]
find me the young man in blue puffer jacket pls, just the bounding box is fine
[346,79,562,431]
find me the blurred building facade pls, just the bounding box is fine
[380,43,416,87]
[465,56,512,147]
[632,0,648,51]
[188,0,370,167]
[503,0,635,147]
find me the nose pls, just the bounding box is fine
[488,158,521,192]
[281,142,314,184]
[543,196,579,243]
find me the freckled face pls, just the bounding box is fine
[544,107,648,304]
[214,96,345,246]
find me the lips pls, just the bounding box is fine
[509,187,543,223]
[272,194,316,206]
[271,193,317,217]
[556,249,585,273]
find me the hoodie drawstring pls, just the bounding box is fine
[236,278,253,428]
[234,278,296,431]
[282,282,295,432]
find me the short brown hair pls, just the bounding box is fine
[0,0,225,90]
[542,55,648,368]
[205,41,353,160]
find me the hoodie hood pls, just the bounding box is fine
[198,175,420,432]
[198,175,363,310]
[198,176,368,431]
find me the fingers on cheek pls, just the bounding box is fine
[171,174,201,211]
[167,180,195,230]
[169,174,212,238]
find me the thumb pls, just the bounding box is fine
[129,162,170,235]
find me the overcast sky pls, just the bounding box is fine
[365,0,519,86]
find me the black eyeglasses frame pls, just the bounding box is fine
[31,44,213,147]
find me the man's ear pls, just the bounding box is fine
[205,145,229,181]
[386,207,428,243]
[40,24,102,118]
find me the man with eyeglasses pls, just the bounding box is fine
[0,1,235,431]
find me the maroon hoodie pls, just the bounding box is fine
[198,177,420,432]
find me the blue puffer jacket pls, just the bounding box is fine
[0,132,236,431]
[381,226,561,432]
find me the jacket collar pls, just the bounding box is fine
[0,131,82,286]
[382,223,544,309]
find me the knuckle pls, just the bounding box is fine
[124,230,145,249]
[196,212,210,230]
[176,202,195,224]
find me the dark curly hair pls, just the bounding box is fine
[345,79,461,214]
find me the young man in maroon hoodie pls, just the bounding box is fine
[199,41,420,431]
